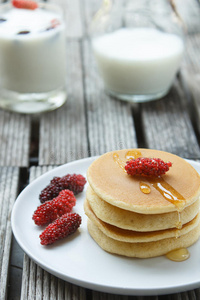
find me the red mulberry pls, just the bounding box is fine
[40,213,82,245]
[125,157,172,177]
[33,190,76,226]
[39,174,86,203]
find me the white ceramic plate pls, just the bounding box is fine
[11,157,200,296]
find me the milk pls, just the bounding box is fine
[92,28,184,100]
[0,4,66,94]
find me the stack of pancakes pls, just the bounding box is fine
[84,149,200,258]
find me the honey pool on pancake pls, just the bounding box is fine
[112,150,190,261]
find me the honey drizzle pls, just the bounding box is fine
[125,150,142,160]
[176,211,182,230]
[113,153,126,172]
[148,177,186,212]
[166,248,190,262]
[139,182,151,194]
[113,150,142,173]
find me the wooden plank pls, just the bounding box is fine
[181,71,200,134]
[195,288,200,299]
[92,291,129,300]
[8,235,25,300]
[140,79,200,159]
[181,34,200,134]
[83,0,124,37]
[186,290,197,300]
[0,111,31,167]
[91,288,200,299]
[0,167,19,300]
[169,290,197,300]
[173,0,200,34]
[184,34,200,74]
[49,0,83,38]
[125,0,200,35]
[20,166,87,300]
[82,0,103,37]
[38,40,88,165]
[82,39,137,156]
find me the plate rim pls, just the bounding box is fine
[11,156,200,296]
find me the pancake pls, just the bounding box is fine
[84,199,200,243]
[87,218,200,258]
[86,185,200,231]
[87,149,200,214]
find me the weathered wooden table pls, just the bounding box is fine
[1,0,200,299]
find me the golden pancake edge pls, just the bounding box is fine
[87,149,200,214]
[84,199,200,243]
[86,185,200,231]
[87,218,200,258]
[85,149,200,258]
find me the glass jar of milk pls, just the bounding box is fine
[0,1,67,113]
[90,0,184,103]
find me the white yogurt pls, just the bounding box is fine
[92,28,184,98]
[0,3,66,93]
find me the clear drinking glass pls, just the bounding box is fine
[0,1,67,113]
[90,0,185,103]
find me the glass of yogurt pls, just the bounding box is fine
[0,0,67,113]
[90,0,185,103]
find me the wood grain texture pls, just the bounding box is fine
[0,167,19,300]
[0,111,31,167]
[92,291,129,300]
[82,39,137,156]
[173,0,200,34]
[181,71,200,134]
[140,79,200,158]
[38,40,88,165]
[49,0,83,38]
[20,166,87,300]
[184,33,200,74]
[181,33,200,134]
[91,290,200,300]
[82,0,103,37]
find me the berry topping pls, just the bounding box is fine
[46,19,60,31]
[45,19,60,31]
[125,157,172,177]
[40,213,82,245]
[12,0,38,10]
[17,30,30,35]
[39,174,86,203]
[33,190,76,226]
[51,19,60,28]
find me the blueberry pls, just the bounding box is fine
[17,30,30,35]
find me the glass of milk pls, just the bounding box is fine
[0,1,67,113]
[90,0,185,103]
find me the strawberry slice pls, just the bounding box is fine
[12,0,38,10]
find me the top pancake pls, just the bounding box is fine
[87,149,200,214]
